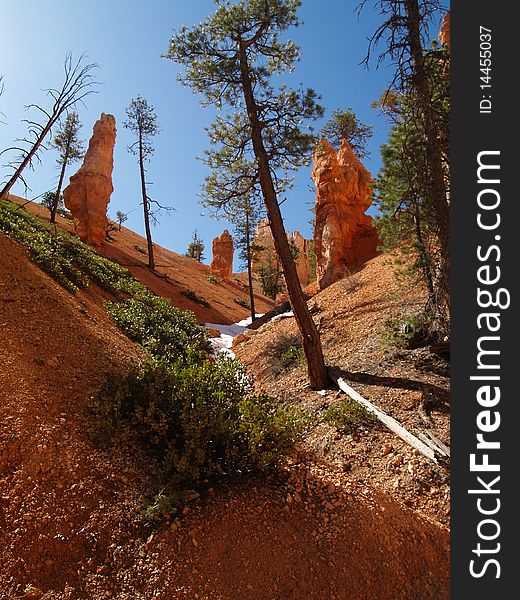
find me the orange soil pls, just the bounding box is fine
[8,195,274,325]
[0,207,449,599]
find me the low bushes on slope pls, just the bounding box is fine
[94,357,303,485]
[0,200,143,294]
[0,200,304,499]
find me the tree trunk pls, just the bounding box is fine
[139,133,155,270]
[238,41,329,390]
[50,156,68,224]
[405,0,450,333]
[0,121,53,200]
[413,198,436,312]
[245,210,256,323]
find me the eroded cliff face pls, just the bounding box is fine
[292,230,312,287]
[439,12,450,48]
[210,229,234,280]
[312,138,378,290]
[251,221,313,289]
[63,113,116,251]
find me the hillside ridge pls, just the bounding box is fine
[8,194,275,325]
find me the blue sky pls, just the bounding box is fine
[1,1,443,267]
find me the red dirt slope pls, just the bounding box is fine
[0,232,449,599]
[8,195,275,324]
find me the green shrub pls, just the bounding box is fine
[265,335,305,372]
[2,201,303,506]
[233,296,250,309]
[0,200,142,294]
[323,400,377,433]
[93,357,305,485]
[106,295,209,363]
[280,344,305,368]
[181,288,211,308]
[380,314,430,349]
[207,274,221,284]
[134,245,147,254]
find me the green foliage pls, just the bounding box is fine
[379,314,429,349]
[0,202,208,364]
[323,400,377,434]
[116,210,128,230]
[0,200,139,293]
[319,108,374,157]
[1,200,303,505]
[267,334,304,371]
[181,289,211,308]
[207,274,221,284]
[106,296,208,363]
[124,95,159,160]
[51,111,84,165]
[279,344,304,369]
[374,43,450,334]
[134,244,147,254]
[41,191,65,216]
[93,357,305,486]
[185,229,205,262]
[166,0,323,247]
[257,260,281,300]
[233,296,250,309]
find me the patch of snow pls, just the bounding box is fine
[204,314,264,359]
[271,311,294,322]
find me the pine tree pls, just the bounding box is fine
[116,210,128,231]
[361,0,450,336]
[124,96,159,270]
[49,111,84,223]
[166,0,329,388]
[374,35,450,338]
[319,108,373,157]
[185,229,205,262]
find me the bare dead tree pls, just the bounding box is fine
[0,53,98,200]
[0,76,6,124]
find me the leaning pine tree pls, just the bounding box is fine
[166,0,329,389]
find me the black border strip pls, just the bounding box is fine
[451,2,515,596]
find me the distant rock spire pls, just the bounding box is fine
[63,113,116,251]
[210,229,234,280]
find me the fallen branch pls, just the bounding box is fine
[332,375,445,465]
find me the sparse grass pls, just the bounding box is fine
[233,296,250,309]
[380,313,430,349]
[207,274,221,284]
[341,270,362,293]
[323,400,377,434]
[266,334,305,371]
[181,289,211,308]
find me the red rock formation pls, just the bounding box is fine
[210,229,234,280]
[312,138,379,290]
[292,230,312,287]
[251,222,313,288]
[439,12,450,48]
[63,113,116,250]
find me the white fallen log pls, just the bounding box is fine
[418,430,451,458]
[334,377,439,464]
